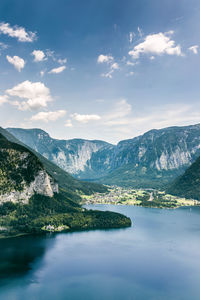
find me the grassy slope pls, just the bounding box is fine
[97,163,183,189]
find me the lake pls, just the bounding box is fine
[1,205,200,300]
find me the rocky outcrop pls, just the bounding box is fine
[0,134,58,204]
[0,170,58,204]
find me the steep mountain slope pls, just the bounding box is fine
[7,124,200,188]
[7,128,114,179]
[0,128,107,200]
[0,133,58,203]
[167,155,200,200]
[99,124,200,188]
[0,131,131,237]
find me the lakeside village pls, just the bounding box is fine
[81,186,200,209]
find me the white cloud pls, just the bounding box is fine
[101,62,119,78]
[6,80,52,111]
[126,60,137,66]
[129,31,182,59]
[65,119,73,127]
[0,22,36,42]
[137,27,143,37]
[111,62,119,70]
[46,49,55,60]
[31,110,66,122]
[32,50,45,62]
[0,95,9,106]
[6,55,25,72]
[129,32,135,43]
[46,50,68,65]
[40,70,45,77]
[97,54,114,64]
[97,55,120,78]
[101,70,114,79]
[48,66,66,74]
[58,58,67,65]
[188,45,198,54]
[71,113,101,123]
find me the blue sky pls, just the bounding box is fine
[0,0,200,144]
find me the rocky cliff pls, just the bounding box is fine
[7,124,200,188]
[0,133,58,204]
[7,128,114,179]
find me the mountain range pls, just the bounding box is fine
[7,123,200,188]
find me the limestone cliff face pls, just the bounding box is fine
[6,128,114,179]
[6,124,200,187]
[113,125,200,172]
[52,140,108,174]
[0,134,58,204]
[0,169,58,204]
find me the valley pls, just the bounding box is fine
[81,186,200,209]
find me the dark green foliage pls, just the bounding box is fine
[97,164,183,189]
[139,200,177,208]
[167,155,200,200]
[0,193,131,234]
[19,210,131,233]
[0,134,44,193]
[0,201,17,215]
[0,129,131,237]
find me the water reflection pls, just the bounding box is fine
[0,234,56,285]
[0,206,200,300]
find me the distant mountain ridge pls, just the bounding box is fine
[7,123,200,188]
[7,128,114,179]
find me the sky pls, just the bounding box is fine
[0,0,200,144]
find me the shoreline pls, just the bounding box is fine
[83,201,200,210]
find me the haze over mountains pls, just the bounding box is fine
[7,123,200,188]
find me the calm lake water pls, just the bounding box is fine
[1,205,200,300]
